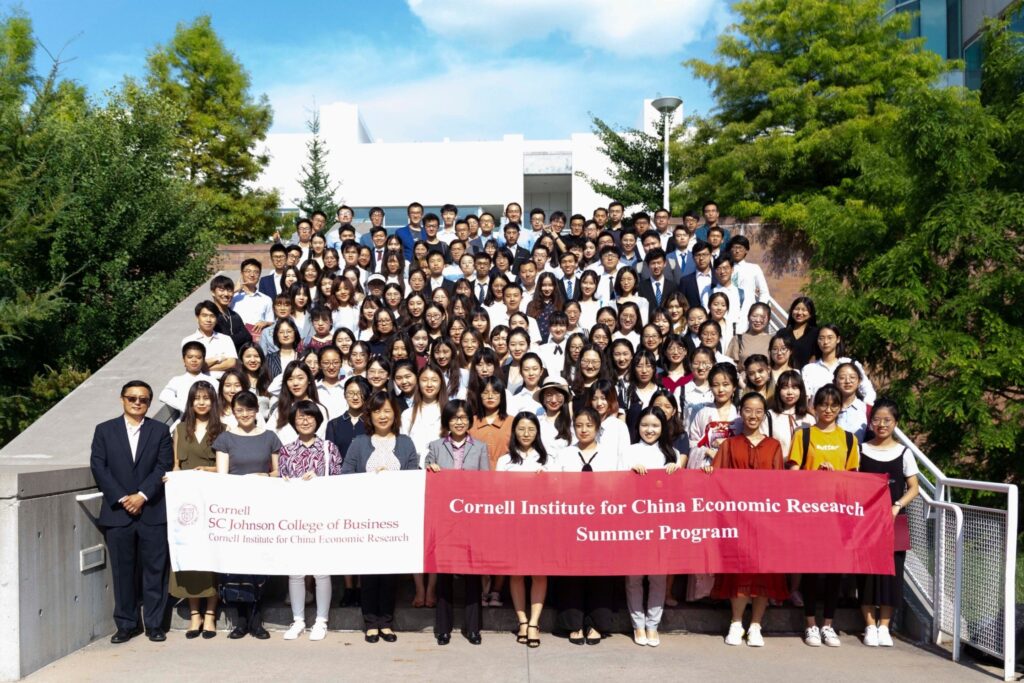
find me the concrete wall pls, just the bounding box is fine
[0,275,230,680]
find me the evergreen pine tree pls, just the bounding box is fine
[295,109,339,219]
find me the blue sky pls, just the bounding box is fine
[20,0,730,142]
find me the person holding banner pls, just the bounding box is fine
[555,406,620,644]
[424,400,490,646]
[213,390,281,639]
[622,406,684,647]
[170,381,222,639]
[341,391,419,643]
[857,398,918,648]
[787,384,861,648]
[496,413,553,648]
[704,392,788,648]
[279,400,343,642]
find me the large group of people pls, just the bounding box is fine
[91,200,917,651]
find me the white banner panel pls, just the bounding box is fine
[166,470,425,575]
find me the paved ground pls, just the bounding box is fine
[25,631,1001,682]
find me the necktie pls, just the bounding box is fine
[578,451,596,472]
[655,281,662,306]
[478,282,486,300]
[554,346,563,355]
[376,250,383,270]
[608,275,616,301]
[566,280,573,298]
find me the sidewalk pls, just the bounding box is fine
[25,631,999,683]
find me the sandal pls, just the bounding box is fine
[186,610,202,639]
[527,624,541,648]
[585,628,602,645]
[568,630,585,645]
[516,621,529,644]
[202,610,217,639]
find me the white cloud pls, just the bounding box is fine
[407,0,729,57]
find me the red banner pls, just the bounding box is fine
[423,470,894,576]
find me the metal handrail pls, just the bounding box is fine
[919,491,965,663]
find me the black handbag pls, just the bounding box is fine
[218,574,267,604]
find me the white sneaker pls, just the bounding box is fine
[633,629,648,646]
[309,620,328,641]
[725,621,745,646]
[877,625,894,647]
[646,629,660,647]
[746,623,764,647]
[821,625,841,647]
[283,620,305,640]
[804,626,822,647]
[863,624,879,647]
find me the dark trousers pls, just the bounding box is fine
[802,573,842,620]
[556,576,616,633]
[234,601,264,633]
[105,521,169,631]
[361,574,398,630]
[435,574,482,635]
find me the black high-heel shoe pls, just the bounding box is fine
[516,621,529,645]
[185,611,202,639]
[202,610,217,639]
[527,624,541,648]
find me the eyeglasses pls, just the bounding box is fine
[122,395,151,405]
[692,362,713,369]
[870,417,895,426]
[450,415,470,423]
[294,415,318,423]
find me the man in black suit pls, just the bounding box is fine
[90,380,174,644]
[367,226,389,274]
[502,223,531,272]
[677,241,714,309]
[638,248,678,312]
[556,250,581,301]
[258,243,287,299]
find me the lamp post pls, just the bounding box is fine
[650,96,683,213]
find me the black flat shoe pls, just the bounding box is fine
[110,627,142,644]
[462,630,482,645]
[585,631,602,645]
[185,628,202,639]
[146,629,167,642]
[201,629,217,639]
[568,633,585,645]
[365,630,380,643]
[380,629,398,643]
[435,632,451,645]
[202,612,217,639]
[228,627,247,639]
[249,626,270,640]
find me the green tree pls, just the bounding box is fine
[674,0,942,264]
[0,12,217,445]
[673,0,1024,483]
[294,108,339,217]
[577,115,663,211]
[144,15,279,243]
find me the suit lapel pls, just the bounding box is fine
[133,418,152,469]
[114,419,134,467]
[442,439,456,468]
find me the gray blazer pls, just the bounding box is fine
[340,434,419,473]
[424,437,490,471]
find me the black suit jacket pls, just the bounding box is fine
[90,416,173,527]
[258,273,278,299]
[638,277,678,312]
[558,275,581,302]
[678,272,704,309]
[508,245,531,271]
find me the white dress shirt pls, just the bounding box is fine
[124,416,144,462]
[180,331,237,379]
[230,289,274,326]
[159,371,215,413]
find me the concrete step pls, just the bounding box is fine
[168,576,864,635]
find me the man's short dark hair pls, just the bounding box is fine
[599,245,620,258]
[285,244,303,256]
[644,248,667,264]
[504,222,520,233]
[692,240,712,255]
[707,225,724,237]
[530,208,546,219]
[702,200,718,211]
[608,201,624,211]
[210,275,234,291]
[683,211,699,220]
[550,210,567,223]
[121,380,153,400]
[270,243,286,255]
[240,258,262,273]
[195,300,219,317]
[423,213,440,226]
[441,203,457,214]
[182,341,207,358]
[371,226,386,237]
[336,205,353,216]
[311,210,327,221]
[370,206,385,217]
[407,202,424,213]
[728,235,751,251]
[296,218,312,230]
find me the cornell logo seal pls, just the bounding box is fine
[177,503,199,526]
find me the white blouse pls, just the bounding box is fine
[495,449,553,472]
[400,402,442,467]
[619,442,675,471]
